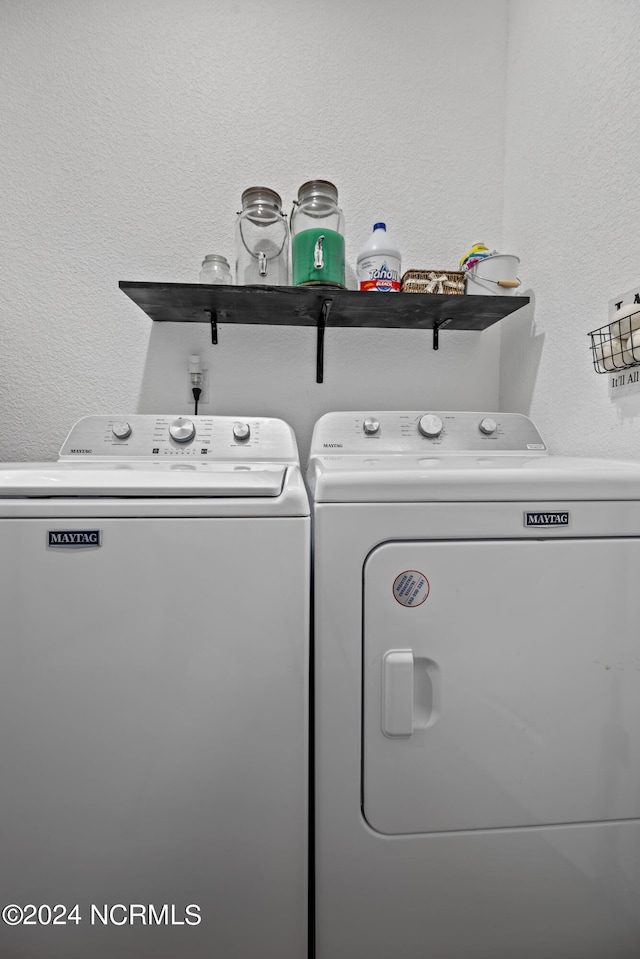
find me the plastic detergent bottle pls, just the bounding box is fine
[356,223,402,292]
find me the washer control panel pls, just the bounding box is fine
[59,415,299,462]
[310,411,546,454]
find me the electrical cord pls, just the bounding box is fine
[189,357,203,415]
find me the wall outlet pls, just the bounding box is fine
[187,368,209,407]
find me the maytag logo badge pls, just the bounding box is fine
[48,530,102,548]
[524,512,569,527]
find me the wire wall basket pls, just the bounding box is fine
[589,307,640,373]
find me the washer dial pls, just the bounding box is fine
[363,417,380,435]
[169,417,196,443]
[233,422,251,441]
[111,422,132,440]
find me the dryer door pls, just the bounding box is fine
[362,538,640,835]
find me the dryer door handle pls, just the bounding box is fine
[382,650,414,737]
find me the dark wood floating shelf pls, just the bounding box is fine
[119,281,530,383]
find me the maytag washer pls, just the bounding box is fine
[308,410,640,959]
[0,414,309,959]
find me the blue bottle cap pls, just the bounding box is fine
[373,222,386,231]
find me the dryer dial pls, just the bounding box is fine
[418,414,443,438]
[363,418,380,435]
[169,417,196,443]
[479,417,498,435]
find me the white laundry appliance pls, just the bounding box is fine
[308,410,640,959]
[0,414,309,959]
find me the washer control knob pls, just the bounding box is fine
[111,421,132,440]
[418,414,443,438]
[479,417,498,435]
[232,422,251,442]
[169,417,196,443]
[363,417,380,435]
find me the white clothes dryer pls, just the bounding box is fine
[0,414,309,959]
[308,410,640,959]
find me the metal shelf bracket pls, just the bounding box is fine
[206,310,218,345]
[317,298,333,383]
[432,317,453,350]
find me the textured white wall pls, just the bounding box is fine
[0,0,508,464]
[501,0,640,457]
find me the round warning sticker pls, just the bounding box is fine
[393,570,430,607]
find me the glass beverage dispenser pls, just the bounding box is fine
[291,180,345,288]
[235,187,289,286]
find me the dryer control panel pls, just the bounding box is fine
[59,415,300,462]
[310,411,547,454]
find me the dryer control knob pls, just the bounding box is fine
[418,414,443,438]
[111,421,132,440]
[232,422,251,441]
[479,417,498,435]
[169,417,196,443]
[363,417,380,435]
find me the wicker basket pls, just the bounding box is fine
[401,269,465,294]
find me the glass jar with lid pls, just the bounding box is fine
[290,180,345,288]
[235,187,289,286]
[199,254,232,285]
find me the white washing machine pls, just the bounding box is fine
[0,414,309,959]
[308,410,640,959]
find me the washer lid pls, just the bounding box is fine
[308,454,640,502]
[0,462,287,498]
